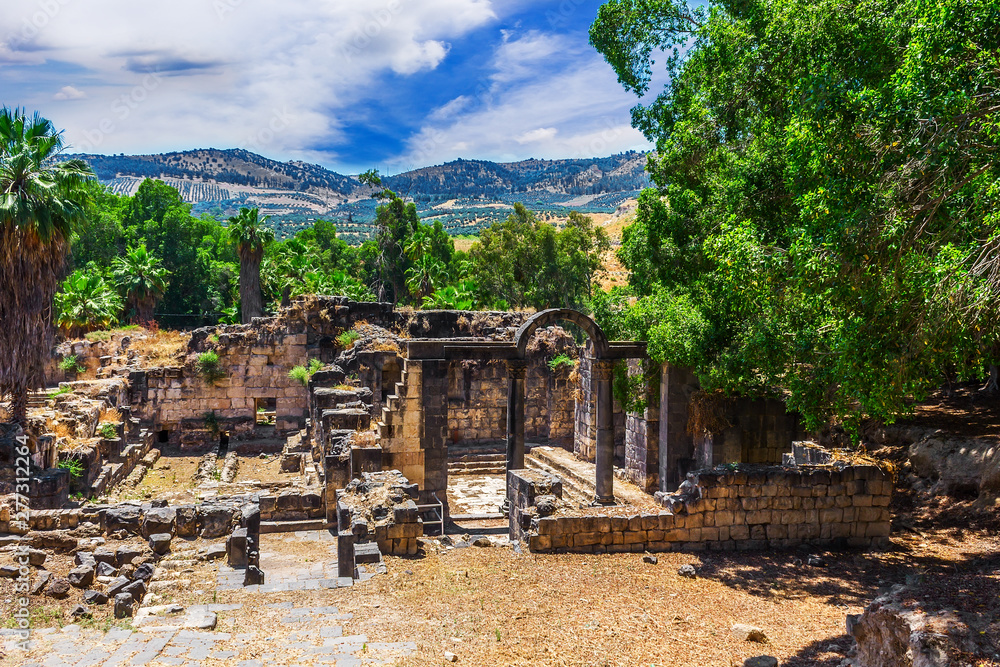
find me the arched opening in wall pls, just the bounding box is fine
[255,397,276,425]
[218,431,230,455]
[522,324,582,451]
[158,429,169,444]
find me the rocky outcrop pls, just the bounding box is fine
[851,585,993,667]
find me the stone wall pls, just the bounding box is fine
[511,464,892,553]
[624,359,661,493]
[445,358,576,448]
[658,364,804,492]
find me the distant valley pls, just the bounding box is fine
[68,148,650,242]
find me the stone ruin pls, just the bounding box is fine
[1,296,906,661]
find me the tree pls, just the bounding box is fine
[591,0,1000,432]
[469,204,609,310]
[111,244,169,324]
[0,108,92,422]
[55,269,122,335]
[227,207,274,323]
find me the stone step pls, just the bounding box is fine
[448,453,506,463]
[260,519,328,534]
[525,455,592,506]
[448,463,506,475]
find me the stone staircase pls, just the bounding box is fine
[525,446,594,506]
[448,442,506,475]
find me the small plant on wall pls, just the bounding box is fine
[197,350,226,385]
[288,358,324,387]
[58,456,84,480]
[548,354,577,372]
[59,354,86,377]
[336,329,361,349]
[99,423,117,439]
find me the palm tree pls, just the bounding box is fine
[111,244,169,324]
[55,269,122,336]
[228,207,274,323]
[0,108,92,422]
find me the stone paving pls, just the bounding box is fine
[3,602,415,667]
[447,474,506,516]
[217,530,355,593]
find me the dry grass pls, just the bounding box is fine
[98,406,122,424]
[131,329,189,367]
[374,340,402,353]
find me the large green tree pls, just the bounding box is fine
[111,244,170,324]
[0,108,92,421]
[591,0,1000,432]
[228,207,274,323]
[470,203,609,310]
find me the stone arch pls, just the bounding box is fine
[514,309,610,359]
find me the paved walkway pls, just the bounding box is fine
[4,603,415,667]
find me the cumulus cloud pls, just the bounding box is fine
[53,85,85,101]
[0,0,496,160]
[396,30,652,166]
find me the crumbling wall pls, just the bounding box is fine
[513,464,893,553]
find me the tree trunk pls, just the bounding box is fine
[239,251,264,324]
[11,390,27,424]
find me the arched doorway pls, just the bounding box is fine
[509,309,618,505]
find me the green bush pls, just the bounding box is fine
[58,457,84,480]
[336,330,361,349]
[548,354,577,372]
[197,350,226,384]
[288,358,325,387]
[59,355,86,375]
[99,423,117,439]
[203,410,220,436]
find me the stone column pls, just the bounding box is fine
[505,359,528,471]
[593,358,616,505]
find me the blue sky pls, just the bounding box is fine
[0,0,655,174]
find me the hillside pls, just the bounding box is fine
[67,148,651,241]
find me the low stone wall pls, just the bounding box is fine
[511,464,892,553]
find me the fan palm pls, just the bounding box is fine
[228,207,274,323]
[111,244,169,324]
[0,108,92,422]
[55,270,122,335]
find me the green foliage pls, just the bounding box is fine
[288,358,325,387]
[59,355,86,375]
[110,244,170,323]
[548,354,578,372]
[57,457,84,480]
[0,108,93,422]
[55,269,122,334]
[336,330,361,349]
[46,386,71,399]
[196,350,225,385]
[99,423,117,439]
[469,205,610,311]
[591,0,1000,433]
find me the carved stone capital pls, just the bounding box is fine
[506,358,528,379]
[591,359,615,381]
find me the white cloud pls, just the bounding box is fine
[53,85,85,101]
[396,31,653,166]
[517,127,557,144]
[0,0,496,161]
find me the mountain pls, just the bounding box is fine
[67,148,651,241]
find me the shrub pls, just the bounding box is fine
[204,411,220,436]
[99,423,117,439]
[548,354,577,372]
[336,330,361,349]
[58,457,84,480]
[196,350,226,384]
[288,358,325,387]
[59,355,86,375]
[47,386,72,399]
